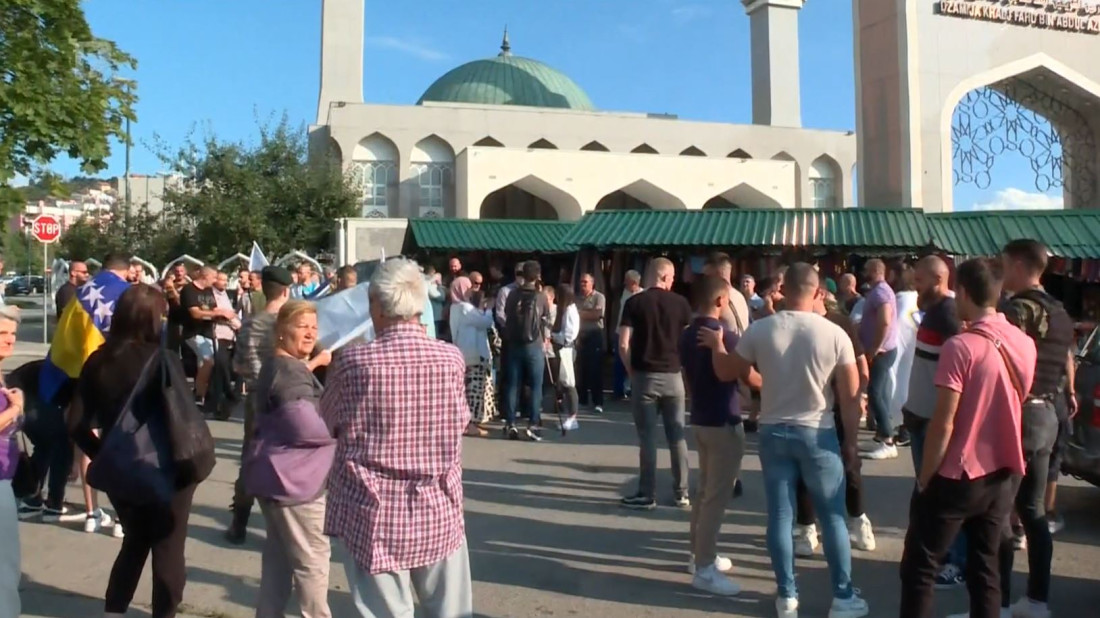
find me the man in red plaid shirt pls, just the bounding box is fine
[321,257,473,617]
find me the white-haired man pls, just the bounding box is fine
[322,258,472,617]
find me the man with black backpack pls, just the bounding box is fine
[997,239,1076,618]
[503,260,551,441]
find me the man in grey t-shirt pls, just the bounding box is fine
[700,263,868,617]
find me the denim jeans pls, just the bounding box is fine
[758,423,856,601]
[611,333,629,399]
[868,347,899,439]
[505,341,544,427]
[906,411,967,569]
[631,371,688,499]
[1000,400,1059,606]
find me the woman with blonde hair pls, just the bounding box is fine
[0,305,25,617]
[243,300,335,618]
[448,276,497,436]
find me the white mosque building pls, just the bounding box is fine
[310,0,859,259]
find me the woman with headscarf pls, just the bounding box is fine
[448,276,496,436]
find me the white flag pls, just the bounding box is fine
[316,282,373,350]
[249,242,269,272]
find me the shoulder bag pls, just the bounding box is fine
[970,329,1027,404]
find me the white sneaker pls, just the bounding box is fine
[691,563,741,596]
[113,522,125,539]
[861,442,898,460]
[1010,598,1051,618]
[848,514,876,551]
[829,592,870,618]
[83,509,111,533]
[776,596,799,618]
[686,554,733,574]
[1013,532,1028,551]
[794,524,819,557]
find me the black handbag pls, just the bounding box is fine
[159,348,216,487]
[12,432,38,498]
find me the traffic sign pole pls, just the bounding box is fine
[30,214,62,345]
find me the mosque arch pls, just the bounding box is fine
[479,175,582,221]
[771,151,803,205]
[352,132,398,161]
[580,140,610,152]
[728,149,752,159]
[327,137,343,162]
[809,155,842,208]
[680,146,707,157]
[473,136,505,147]
[706,183,783,209]
[595,180,686,210]
[350,133,399,217]
[528,138,557,149]
[630,143,659,155]
[410,135,456,218]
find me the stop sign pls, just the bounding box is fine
[31,214,61,244]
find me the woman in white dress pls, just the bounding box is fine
[448,276,496,436]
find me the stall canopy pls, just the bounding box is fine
[928,211,1100,258]
[562,208,935,251]
[402,218,576,254]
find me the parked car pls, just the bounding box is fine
[5,276,45,296]
[1062,326,1100,487]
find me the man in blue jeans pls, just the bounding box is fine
[701,263,869,618]
[860,258,901,461]
[503,260,550,442]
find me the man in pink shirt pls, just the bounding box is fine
[899,258,1036,618]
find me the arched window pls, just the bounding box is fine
[351,133,399,217]
[411,136,456,217]
[810,156,841,209]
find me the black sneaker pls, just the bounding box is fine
[673,493,691,509]
[732,478,743,499]
[41,502,71,523]
[504,425,519,440]
[18,497,44,520]
[933,563,965,589]
[525,427,543,442]
[895,427,912,447]
[620,493,657,510]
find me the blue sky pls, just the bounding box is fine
[48,0,1057,211]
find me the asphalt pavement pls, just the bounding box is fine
[9,382,1100,618]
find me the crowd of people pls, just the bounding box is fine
[0,235,1082,618]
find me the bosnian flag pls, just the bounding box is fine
[39,270,131,404]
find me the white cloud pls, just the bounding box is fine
[969,188,1063,211]
[365,36,448,62]
[671,5,711,23]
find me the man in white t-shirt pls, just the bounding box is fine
[698,263,868,618]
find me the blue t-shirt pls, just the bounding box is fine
[680,316,741,427]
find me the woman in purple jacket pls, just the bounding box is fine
[0,305,25,617]
[243,300,334,618]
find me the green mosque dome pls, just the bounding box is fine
[417,30,595,111]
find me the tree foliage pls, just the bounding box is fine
[156,116,358,263]
[57,117,358,270]
[0,0,137,214]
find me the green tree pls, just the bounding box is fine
[0,0,137,215]
[156,116,358,263]
[58,205,186,270]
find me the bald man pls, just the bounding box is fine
[837,273,860,314]
[901,255,968,585]
[618,257,694,511]
[860,258,900,460]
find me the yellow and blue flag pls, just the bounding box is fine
[39,270,131,404]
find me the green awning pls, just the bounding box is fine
[563,209,935,250]
[403,218,576,254]
[928,211,1100,258]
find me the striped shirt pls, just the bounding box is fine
[904,296,960,419]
